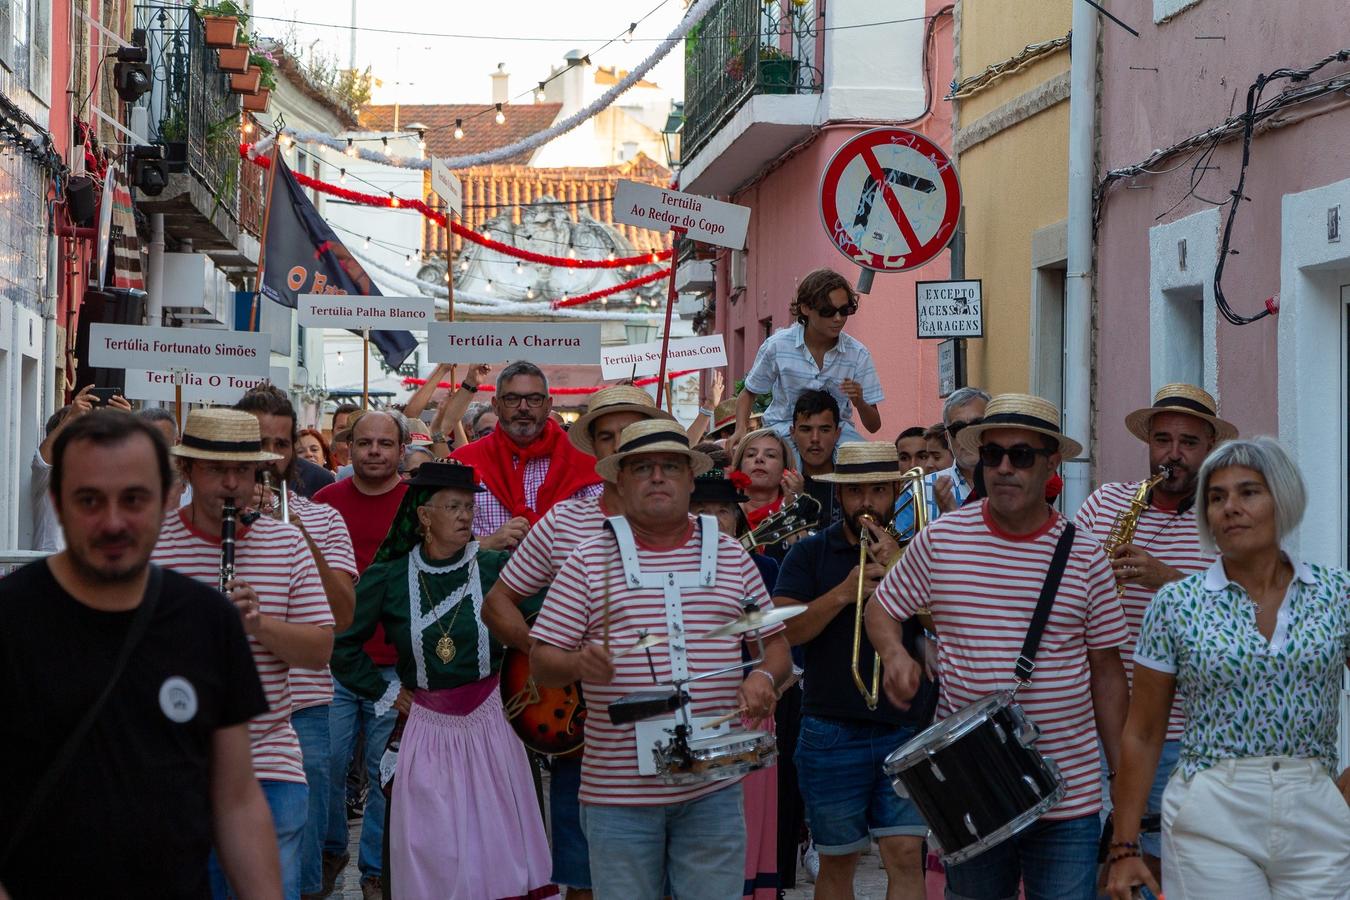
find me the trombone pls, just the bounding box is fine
[258,470,290,523]
[850,467,933,710]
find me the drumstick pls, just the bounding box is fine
[707,707,749,729]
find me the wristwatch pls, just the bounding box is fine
[461,382,480,393]
[432,431,448,444]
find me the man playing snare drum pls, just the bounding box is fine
[865,394,1129,900]
[530,420,792,899]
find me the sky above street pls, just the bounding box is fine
[250,0,689,107]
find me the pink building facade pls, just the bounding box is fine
[677,0,957,438]
[1093,0,1350,568]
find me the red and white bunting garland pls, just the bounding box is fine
[240,146,673,270]
[402,369,697,395]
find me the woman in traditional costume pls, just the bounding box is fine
[331,459,554,900]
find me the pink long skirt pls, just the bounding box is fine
[389,678,556,900]
[742,765,779,899]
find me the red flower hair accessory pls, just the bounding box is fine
[1044,472,1064,502]
[729,470,752,490]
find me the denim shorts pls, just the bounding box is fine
[549,754,592,889]
[794,715,927,854]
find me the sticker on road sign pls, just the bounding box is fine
[819,128,961,273]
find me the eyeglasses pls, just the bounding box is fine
[626,460,689,479]
[499,393,548,408]
[978,444,1055,469]
[421,502,476,516]
[815,302,856,319]
[945,417,984,439]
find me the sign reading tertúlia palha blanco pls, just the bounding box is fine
[121,366,292,404]
[297,294,435,330]
[613,180,750,250]
[425,322,601,366]
[601,334,727,380]
[89,324,271,376]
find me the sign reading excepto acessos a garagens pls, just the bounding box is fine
[916,279,983,339]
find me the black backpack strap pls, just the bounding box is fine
[0,564,164,868]
[1013,522,1076,685]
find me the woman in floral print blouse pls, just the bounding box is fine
[1107,437,1350,899]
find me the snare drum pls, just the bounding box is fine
[653,730,777,785]
[882,691,1063,865]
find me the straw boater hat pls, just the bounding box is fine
[593,419,714,482]
[569,384,674,456]
[814,442,905,484]
[954,393,1085,460]
[170,408,281,462]
[1124,383,1238,443]
[706,398,738,438]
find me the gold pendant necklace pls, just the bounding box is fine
[417,567,466,667]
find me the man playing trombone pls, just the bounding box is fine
[773,442,937,900]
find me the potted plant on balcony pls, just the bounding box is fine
[194,0,248,49]
[758,45,801,94]
[159,112,189,173]
[217,44,249,73]
[230,65,262,94]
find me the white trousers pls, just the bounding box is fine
[1161,756,1350,899]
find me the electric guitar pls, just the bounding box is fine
[739,493,822,550]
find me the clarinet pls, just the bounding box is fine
[220,503,237,594]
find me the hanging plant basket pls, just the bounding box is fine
[229,67,262,95]
[202,15,239,49]
[242,88,271,113]
[217,46,249,74]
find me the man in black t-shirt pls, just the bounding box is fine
[775,441,937,900]
[0,410,276,899]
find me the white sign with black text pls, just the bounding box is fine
[425,322,600,366]
[297,294,435,330]
[89,324,271,376]
[430,157,463,217]
[122,366,291,404]
[613,180,750,250]
[916,279,983,339]
[600,334,727,380]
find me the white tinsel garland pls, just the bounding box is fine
[252,0,718,170]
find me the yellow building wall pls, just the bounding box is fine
[953,0,1071,393]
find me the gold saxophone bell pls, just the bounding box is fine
[1103,464,1172,596]
[852,513,883,711]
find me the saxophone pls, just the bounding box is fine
[1102,465,1172,596]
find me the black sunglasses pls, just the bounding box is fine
[946,417,984,439]
[815,302,857,319]
[978,443,1055,469]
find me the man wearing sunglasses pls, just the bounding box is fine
[733,267,884,449]
[452,360,603,547]
[866,393,1130,900]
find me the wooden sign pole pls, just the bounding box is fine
[653,227,685,409]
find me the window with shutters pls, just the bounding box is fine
[27,0,48,103]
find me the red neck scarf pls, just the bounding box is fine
[743,493,785,531]
[452,419,601,524]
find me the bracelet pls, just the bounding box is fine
[749,669,775,688]
[1109,840,1140,850]
[699,406,714,418]
[431,431,448,444]
[1108,849,1142,864]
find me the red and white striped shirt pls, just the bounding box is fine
[471,457,604,536]
[287,492,359,710]
[153,510,333,784]
[874,501,1129,821]
[530,518,781,807]
[498,494,612,594]
[1074,482,1212,741]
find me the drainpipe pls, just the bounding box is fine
[147,213,165,327]
[1062,3,1098,514]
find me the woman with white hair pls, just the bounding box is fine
[1107,436,1350,900]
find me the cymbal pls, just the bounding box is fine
[612,632,670,659]
[701,605,805,639]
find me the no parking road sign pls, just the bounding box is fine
[819,127,961,277]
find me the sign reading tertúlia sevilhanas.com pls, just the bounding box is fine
[915,279,983,339]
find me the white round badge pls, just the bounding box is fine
[159,676,199,723]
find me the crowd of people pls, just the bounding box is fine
[1,266,1348,900]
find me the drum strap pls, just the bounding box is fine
[1013,522,1077,685]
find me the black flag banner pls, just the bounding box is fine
[259,156,417,368]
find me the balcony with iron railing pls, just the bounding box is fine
[679,0,822,195]
[133,3,260,267]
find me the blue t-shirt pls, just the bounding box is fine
[775,523,937,727]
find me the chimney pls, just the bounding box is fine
[490,63,510,105]
[557,49,588,115]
